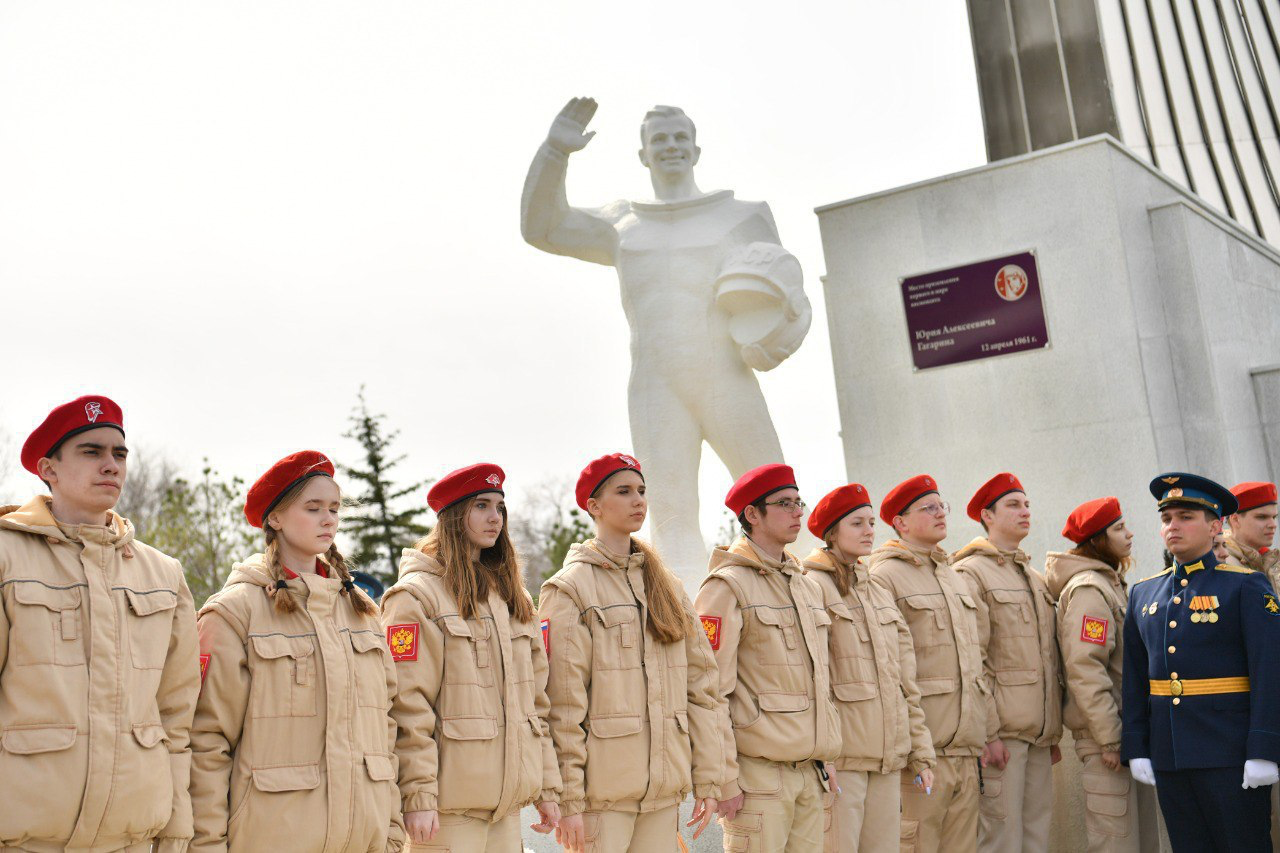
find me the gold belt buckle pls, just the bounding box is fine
[1170,679,1184,697]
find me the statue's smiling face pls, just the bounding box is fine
[639,115,699,176]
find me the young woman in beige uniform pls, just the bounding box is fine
[538,453,736,853]
[803,483,936,853]
[1046,497,1160,853]
[190,451,403,852]
[381,463,561,851]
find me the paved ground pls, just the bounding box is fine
[519,799,722,852]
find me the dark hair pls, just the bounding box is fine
[737,496,770,535]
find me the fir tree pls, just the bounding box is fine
[339,387,432,586]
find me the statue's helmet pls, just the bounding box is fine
[715,242,811,372]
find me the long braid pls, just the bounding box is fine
[326,543,377,615]
[263,529,298,614]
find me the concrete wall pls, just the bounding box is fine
[815,135,1280,850]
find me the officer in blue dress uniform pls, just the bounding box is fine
[1121,473,1280,852]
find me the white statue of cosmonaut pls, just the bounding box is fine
[521,97,810,584]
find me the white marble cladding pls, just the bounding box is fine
[815,135,1280,574]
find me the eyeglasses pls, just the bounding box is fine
[764,498,807,512]
[904,501,950,518]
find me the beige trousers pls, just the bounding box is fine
[721,754,831,852]
[582,804,681,852]
[827,768,900,853]
[978,741,1052,853]
[1077,753,1165,853]
[899,754,979,853]
[410,812,520,852]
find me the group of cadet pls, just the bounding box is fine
[0,394,1277,853]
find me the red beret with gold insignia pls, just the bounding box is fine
[1231,482,1278,513]
[725,464,797,516]
[21,395,125,475]
[966,472,1025,522]
[428,463,505,513]
[808,483,873,539]
[244,450,335,528]
[1061,497,1122,544]
[576,453,643,510]
[881,474,940,525]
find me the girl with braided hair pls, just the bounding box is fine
[189,450,404,851]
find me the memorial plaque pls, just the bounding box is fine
[900,250,1049,370]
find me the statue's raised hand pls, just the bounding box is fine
[546,97,598,155]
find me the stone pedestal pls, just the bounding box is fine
[815,134,1280,850]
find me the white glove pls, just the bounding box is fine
[1243,759,1279,789]
[1129,758,1156,786]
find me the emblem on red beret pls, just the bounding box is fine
[21,395,126,476]
[575,453,646,510]
[486,473,501,486]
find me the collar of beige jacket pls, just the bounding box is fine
[588,538,644,572]
[740,537,797,574]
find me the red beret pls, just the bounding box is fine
[1061,496,1122,544]
[428,463,505,513]
[576,453,643,510]
[880,474,939,525]
[725,464,797,516]
[244,450,335,528]
[966,472,1025,521]
[1231,481,1278,513]
[21,395,125,475]
[808,483,872,539]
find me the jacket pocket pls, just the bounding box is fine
[751,606,801,666]
[2,724,77,754]
[10,582,85,666]
[252,763,322,792]
[249,634,319,718]
[900,594,947,648]
[510,620,540,695]
[441,616,492,687]
[363,752,397,782]
[123,587,178,670]
[592,605,642,671]
[757,691,810,713]
[988,588,1033,638]
[440,715,499,740]
[994,669,1038,686]
[131,722,167,748]
[916,676,957,697]
[348,629,390,709]
[833,681,877,702]
[585,714,644,803]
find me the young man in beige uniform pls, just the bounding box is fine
[694,464,841,852]
[0,396,200,852]
[866,474,986,853]
[1224,481,1280,850]
[1047,497,1161,853]
[952,473,1063,853]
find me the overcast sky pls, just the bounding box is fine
[0,1,986,541]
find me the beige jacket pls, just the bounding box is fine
[803,549,936,775]
[539,539,737,816]
[1223,535,1280,593]
[0,497,199,853]
[866,539,987,757]
[693,538,841,766]
[952,538,1063,747]
[1045,552,1128,755]
[380,549,560,821]
[190,555,402,853]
